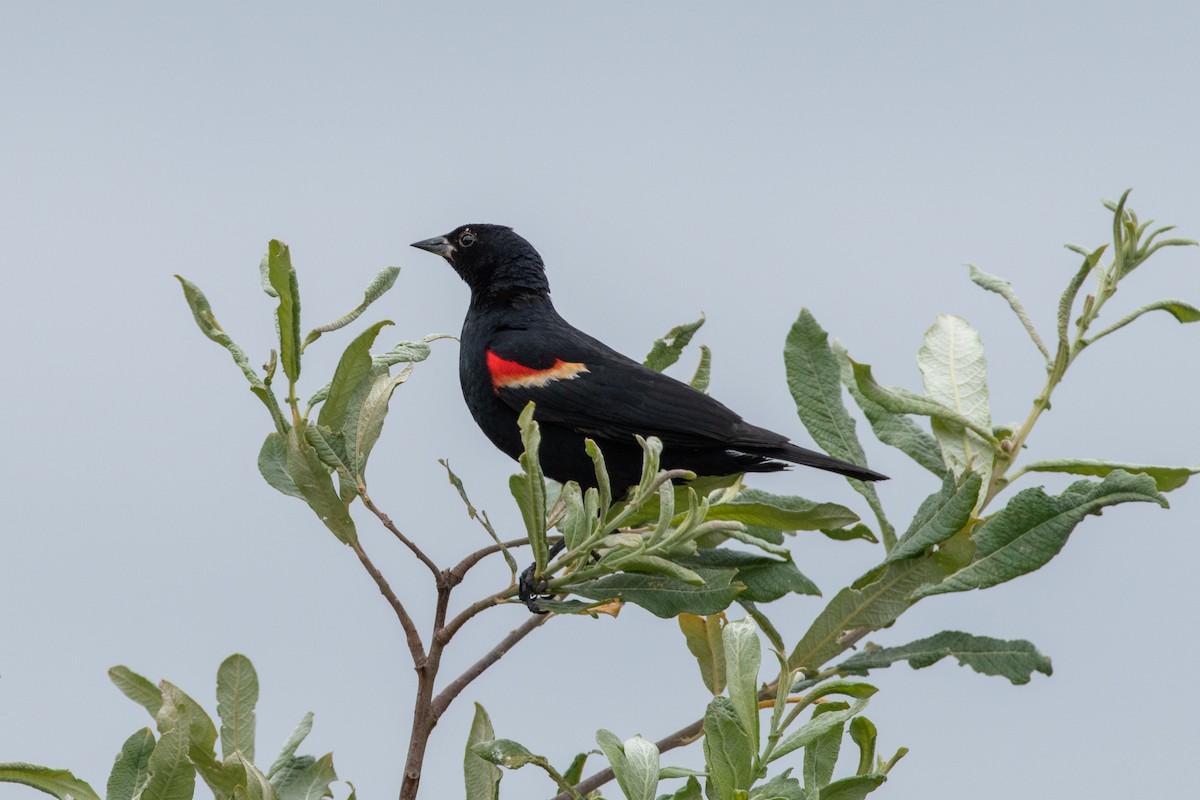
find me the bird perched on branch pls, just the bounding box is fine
[411,224,887,492]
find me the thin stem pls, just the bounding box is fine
[431,614,550,717]
[448,538,531,582]
[438,586,519,644]
[351,540,425,664]
[362,489,444,583]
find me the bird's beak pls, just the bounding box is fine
[410,236,454,259]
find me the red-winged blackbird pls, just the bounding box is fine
[412,224,887,491]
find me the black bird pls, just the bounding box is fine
[411,224,887,492]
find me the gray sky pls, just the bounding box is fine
[3,3,1198,799]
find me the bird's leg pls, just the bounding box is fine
[518,538,566,613]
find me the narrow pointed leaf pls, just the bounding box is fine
[886,472,981,563]
[512,403,549,573]
[0,764,101,800]
[769,699,870,764]
[1086,298,1200,345]
[789,557,951,671]
[1017,459,1199,493]
[273,752,335,800]
[833,342,946,478]
[818,774,886,800]
[317,320,393,434]
[266,240,302,382]
[918,314,994,479]
[217,654,258,760]
[849,360,1000,448]
[268,713,314,779]
[848,717,877,776]
[837,630,1052,685]
[680,550,819,601]
[916,471,1167,598]
[567,567,742,618]
[465,704,501,800]
[109,666,163,718]
[644,315,705,372]
[706,489,859,532]
[302,266,400,349]
[803,708,843,791]
[966,265,1050,359]
[689,345,712,392]
[345,363,415,478]
[285,427,357,545]
[785,310,892,547]
[678,614,727,695]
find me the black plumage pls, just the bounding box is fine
[412,224,887,492]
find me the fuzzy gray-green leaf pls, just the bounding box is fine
[837,630,1052,685]
[1018,459,1199,492]
[0,764,102,800]
[915,471,1166,598]
[266,240,302,383]
[644,315,705,372]
[302,266,400,349]
[886,472,981,563]
[217,654,258,760]
[109,665,163,718]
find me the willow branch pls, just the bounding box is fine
[351,540,425,665]
[431,614,550,717]
[361,489,444,583]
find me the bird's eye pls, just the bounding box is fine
[459,231,477,248]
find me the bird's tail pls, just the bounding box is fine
[776,443,889,482]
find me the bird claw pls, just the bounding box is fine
[518,563,552,614]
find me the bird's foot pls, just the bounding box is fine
[518,563,552,614]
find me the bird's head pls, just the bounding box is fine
[411,224,551,299]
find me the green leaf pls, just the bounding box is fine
[268,713,314,779]
[317,320,393,434]
[848,717,876,776]
[664,776,704,800]
[472,740,542,770]
[266,240,302,383]
[1018,459,1199,493]
[0,764,101,800]
[273,753,335,800]
[613,555,706,585]
[723,618,762,755]
[595,730,630,794]
[918,314,994,480]
[833,341,947,479]
[465,704,501,800]
[1085,298,1200,345]
[817,774,886,800]
[258,433,305,498]
[562,752,589,788]
[106,728,156,800]
[678,614,727,695]
[109,665,163,718]
[511,403,549,574]
[837,631,1053,685]
[748,771,803,800]
[785,310,893,548]
[966,265,1050,359]
[644,315,705,372]
[706,489,859,532]
[142,727,196,800]
[803,707,843,791]
[208,752,277,800]
[789,558,950,671]
[702,698,754,798]
[849,360,1000,451]
[373,339,434,368]
[217,654,258,760]
[769,698,869,764]
[568,567,742,618]
[175,275,287,433]
[621,736,661,800]
[343,364,415,480]
[302,266,400,350]
[886,472,981,563]
[690,345,712,392]
[915,471,1167,598]
[285,427,357,545]
[683,550,819,601]
[796,680,879,701]
[156,681,219,766]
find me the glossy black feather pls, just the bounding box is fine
[413,224,887,491]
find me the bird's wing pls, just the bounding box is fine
[484,322,785,450]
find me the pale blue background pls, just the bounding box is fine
[2,3,1198,799]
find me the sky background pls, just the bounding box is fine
[2,3,1199,799]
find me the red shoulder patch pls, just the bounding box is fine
[487,350,589,391]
